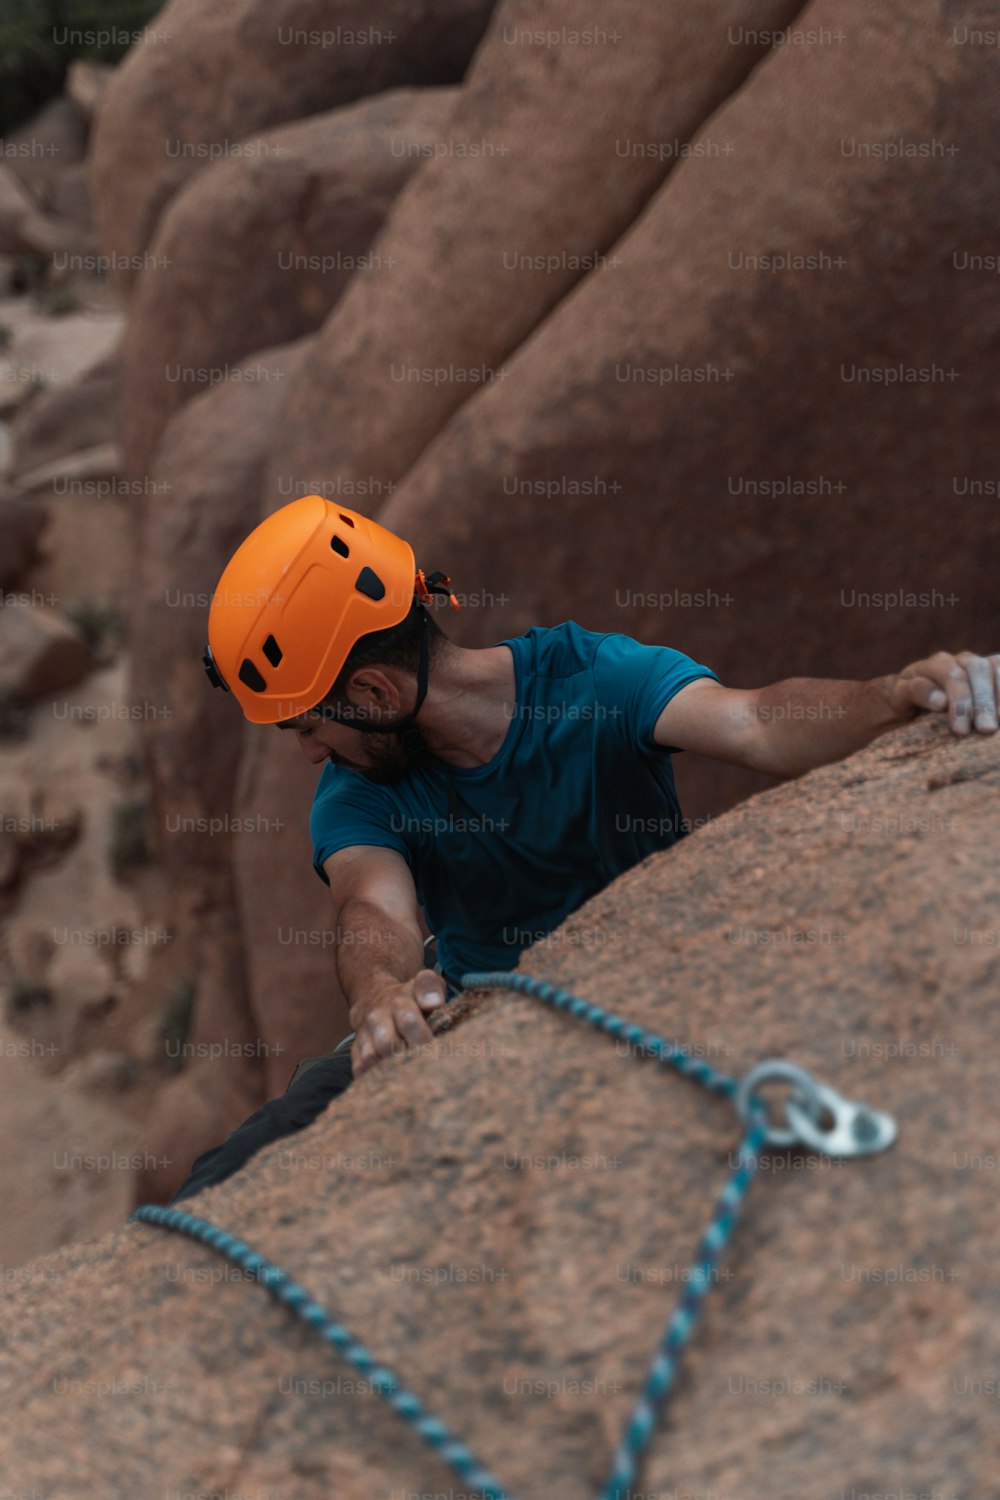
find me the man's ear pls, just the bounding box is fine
[346,666,396,708]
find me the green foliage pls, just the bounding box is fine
[0,0,163,136]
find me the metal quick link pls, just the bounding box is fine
[735,1057,898,1156]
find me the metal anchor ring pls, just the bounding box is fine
[735,1057,898,1157]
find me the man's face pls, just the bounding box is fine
[282,712,418,784]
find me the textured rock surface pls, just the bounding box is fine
[0,648,169,1270]
[0,1014,134,1274]
[0,494,46,589]
[220,0,812,1046]
[9,351,118,478]
[128,337,346,1202]
[0,603,90,700]
[0,162,82,259]
[4,95,88,202]
[369,0,1000,824]
[0,717,997,1498]
[65,61,114,124]
[119,87,456,476]
[101,0,1000,1202]
[0,296,121,398]
[266,0,804,497]
[89,0,498,289]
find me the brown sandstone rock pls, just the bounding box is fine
[128,337,341,1199]
[0,162,82,260]
[3,96,88,200]
[133,1061,265,1208]
[0,829,18,890]
[232,725,348,1098]
[6,920,56,988]
[0,782,82,868]
[0,1016,134,1270]
[0,493,47,589]
[118,0,1000,1208]
[9,350,118,477]
[265,0,806,498]
[45,946,118,1036]
[44,160,93,235]
[18,442,121,498]
[3,93,94,235]
[65,61,115,124]
[59,1049,137,1095]
[0,717,996,1497]
[0,300,121,395]
[373,0,1000,825]
[89,0,498,291]
[119,87,457,477]
[0,603,90,700]
[230,0,811,998]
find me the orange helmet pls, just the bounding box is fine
[203,495,456,725]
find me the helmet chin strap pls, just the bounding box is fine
[315,605,431,757]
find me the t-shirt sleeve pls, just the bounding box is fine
[309,766,412,885]
[592,633,719,756]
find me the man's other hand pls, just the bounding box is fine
[350,968,446,1076]
[889,651,1000,735]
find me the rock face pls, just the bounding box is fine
[3,95,88,203]
[0,603,90,700]
[0,162,83,259]
[88,0,498,290]
[128,336,346,1203]
[119,87,457,477]
[0,1015,134,1273]
[0,495,46,589]
[0,716,997,1497]
[65,61,114,124]
[264,0,806,497]
[99,0,1000,1197]
[367,0,1000,823]
[9,351,118,476]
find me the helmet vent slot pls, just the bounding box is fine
[330,534,350,558]
[355,566,385,601]
[339,513,355,527]
[238,658,267,692]
[262,634,282,667]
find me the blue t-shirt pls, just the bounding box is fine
[310,622,717,987]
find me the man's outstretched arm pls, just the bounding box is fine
[324,845,445,1075]
[654,650,1000,778]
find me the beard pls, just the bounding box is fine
[326,730,420,784]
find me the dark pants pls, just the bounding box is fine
[170,1051,355,1204]
[170,959,461,1205]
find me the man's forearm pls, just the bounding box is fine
[335,898,426,1025]
[746,675,910,777]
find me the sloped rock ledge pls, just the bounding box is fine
[0,716,997,1500]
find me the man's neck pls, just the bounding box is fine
[417,645,516,768]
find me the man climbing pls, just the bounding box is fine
[175,493,997,1201]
